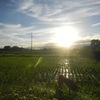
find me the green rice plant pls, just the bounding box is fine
[0,54,100,99]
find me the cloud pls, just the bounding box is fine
[12,0,100,22]
[74,33,100,46]
[0,23,21,29]
[80,34,100,40]
[92,22,100,27]
[0,23,34,47]
[0,22,58,47]
[0,21,100,48]
[1,0,100,48]
[19,0,33,11]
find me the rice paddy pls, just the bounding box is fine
[0,54,100,100]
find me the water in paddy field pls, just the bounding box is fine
[55,58,100,84]
[37,58,99,85]
[55,59,71,81]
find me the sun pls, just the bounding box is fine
[53,26,79,47]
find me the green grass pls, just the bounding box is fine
[0,54,100,100]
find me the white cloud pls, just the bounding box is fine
[19,0,33,11]
[0,23,21,29]
[80,34,100,40]
[13,0,100,22]
[92,23,100,27]
[0,23,35,47]
[0,22,58,47]
[1,0,100,48]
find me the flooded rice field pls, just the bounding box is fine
[36,58,100,86]
[0,56,100,99]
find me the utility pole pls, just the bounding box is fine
[31,33,32,53]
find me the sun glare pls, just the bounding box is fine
[53,26,79,47]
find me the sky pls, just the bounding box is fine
[0,0,100,48]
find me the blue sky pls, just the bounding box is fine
[0,0,100,48]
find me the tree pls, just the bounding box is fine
[91,39,100,48]
[11,46,20,51]
[4,46,11,51]
[91,39,100,61]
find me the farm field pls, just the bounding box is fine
[0,54,100,100]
